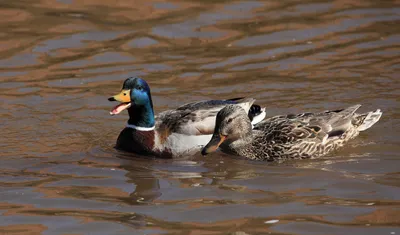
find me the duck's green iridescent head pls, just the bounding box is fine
[108,77,153,115]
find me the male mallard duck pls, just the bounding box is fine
[108,77,266,158]
[202,104,382,161]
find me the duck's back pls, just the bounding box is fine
[247,105,381,160]
[156,97,261,136]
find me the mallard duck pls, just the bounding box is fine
[202,104,382,161]
[108,77,266,158]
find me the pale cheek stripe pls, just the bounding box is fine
[126,123,155,131]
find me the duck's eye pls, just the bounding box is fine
[137,86,143,91]
[227,118,233,123]
[123,93,127,96]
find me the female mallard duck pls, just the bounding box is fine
[108,77,266,158]
[202,104,382,161]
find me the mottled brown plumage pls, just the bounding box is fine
[202,104,382,161]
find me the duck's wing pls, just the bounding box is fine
[255,105,362,144]
[175,97,246,111]
[156,98,257,136]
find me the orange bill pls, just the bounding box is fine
[201,134,227,155]
[108,89,131,115]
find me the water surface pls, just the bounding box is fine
[1,0,399,234]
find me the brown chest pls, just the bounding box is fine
[116,128,155,155]
[115,128,173,158]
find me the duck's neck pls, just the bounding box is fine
[229,135,253,150]
[224,134,258,158]
[127,102,155,128]
[231,132,273,160]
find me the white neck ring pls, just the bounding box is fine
[126,123,155,131]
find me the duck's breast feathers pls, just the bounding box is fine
[156,98,256,136]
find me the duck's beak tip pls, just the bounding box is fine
[201,134,226,156]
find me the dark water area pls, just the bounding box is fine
[0,0,399,234]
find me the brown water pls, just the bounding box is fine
[1,0,400,234]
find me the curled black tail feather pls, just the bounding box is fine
[248,104,262,121]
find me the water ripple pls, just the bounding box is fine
[0,0,399,234]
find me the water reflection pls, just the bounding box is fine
[0,0,399,234]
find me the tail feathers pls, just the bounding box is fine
[325,105,362,131]
[338,104,362,119]
[236,98,256,113]
[357,109,382,131]
[248,105,266,127]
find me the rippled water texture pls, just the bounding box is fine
[1,0,399,234]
